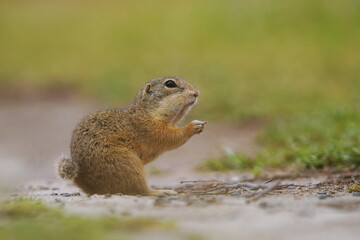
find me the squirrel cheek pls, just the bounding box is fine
[171,105,182,115]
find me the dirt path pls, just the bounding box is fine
[1,99,360,240]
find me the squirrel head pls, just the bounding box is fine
[134,77,200,125]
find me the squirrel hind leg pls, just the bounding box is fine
[57,156,79,181]
[75,151,151,195]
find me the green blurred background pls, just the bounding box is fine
[1,0,360,171]
[1,0,359,120]
[1,2,359,238]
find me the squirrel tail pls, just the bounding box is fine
[57,155,79,181]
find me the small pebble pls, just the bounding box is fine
[202,196,218,203]
[61,192,80,197]
[319,194,332,200]
[154,197,170,207]
[230,190,242,196]
[185,197,206,206]
[352,192,360,197]
[167,196,178,201]
[258,202,268,208]
[317,190,327,195]
[104,193,112,198]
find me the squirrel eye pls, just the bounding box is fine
[164,80,177,88]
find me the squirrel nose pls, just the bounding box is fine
[193,90,200,98]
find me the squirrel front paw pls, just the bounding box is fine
[190,120,208,134]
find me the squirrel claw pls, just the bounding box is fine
[191,120,208,134]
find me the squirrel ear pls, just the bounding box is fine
[145,84,152,94]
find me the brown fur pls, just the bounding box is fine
[57,77,207,196]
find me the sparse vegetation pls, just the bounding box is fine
[202,108,360,172]
[0,198,174,240]
[346,184,360,193]
[199,147,262,175]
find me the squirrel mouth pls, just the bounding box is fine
[171,98,197,125]
[187,98,197,107]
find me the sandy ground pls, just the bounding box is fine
[1,98,360,240]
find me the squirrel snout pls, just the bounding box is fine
[192,90,200,98]
[188,90,199,106]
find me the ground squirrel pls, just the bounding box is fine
[58,77,207,196]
